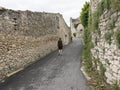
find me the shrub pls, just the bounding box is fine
[82,28,93,73]
[80,2,90,28]
[88,10,92,30]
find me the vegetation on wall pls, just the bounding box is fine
[92,0,120,32]
[80,0,120,89]
[99,62,106,78]
[115,28,120,49]
[110,81,120,90]
[111,0,120,12]
[97,0,120,13]
[95,37,98,46]
[108,19,116,29]
[98,0,105,15]
[91,0,120,89]
[104,32,112,45]
[82,28,93,72]
[92,11,99,31]
[80,2,93,73]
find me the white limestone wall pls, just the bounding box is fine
[91,10,120,84]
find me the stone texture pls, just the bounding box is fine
[0,8,71,81]
[70,17,84,38]
[90,0,120,84]
[90,0,100,13]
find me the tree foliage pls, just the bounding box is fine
[80,2,93,72]
[80,2,90,28]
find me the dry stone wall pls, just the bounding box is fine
[90,0,120,84]
[0,8,58,36]
[0,7,71,81]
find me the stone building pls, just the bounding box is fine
[0,7,71,81]
[70,17,84,38]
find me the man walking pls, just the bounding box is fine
[57,38,63,55]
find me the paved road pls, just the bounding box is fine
[0,38,90,90]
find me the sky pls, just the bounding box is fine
[0,0,90,26]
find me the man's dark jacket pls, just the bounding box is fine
[57,40,63,49]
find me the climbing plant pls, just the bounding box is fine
[80,0,120,89]
[110,81,120,90]
[111,0,120,12]
[104,32,112,45]
[97,0,120,14]
[99,62,106,77]
[92,10,99,31]
[108,19,116,29]
[80,2,93,73]
[82,28,93,72]
[115,28,120,49]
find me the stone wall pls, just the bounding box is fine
[90,0,100,13]
[0,8,59,36]
[70,17,83,38]
[0,7,71,81]
[58,14,71,44]
[90,0,120,84]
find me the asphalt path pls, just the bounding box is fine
[0,38,90,90]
